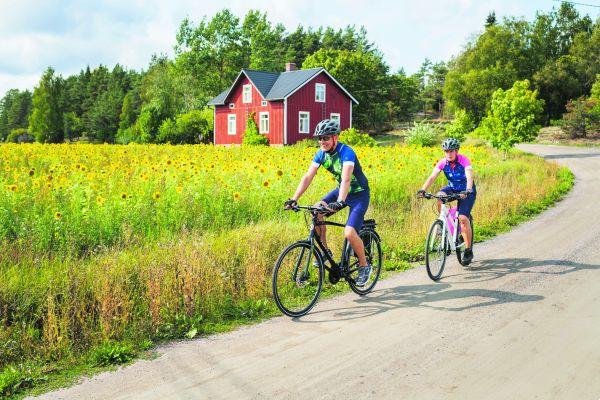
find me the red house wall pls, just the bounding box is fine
[214,76,284,145]
[285,73,352,145]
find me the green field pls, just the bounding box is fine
[0,143,573,397]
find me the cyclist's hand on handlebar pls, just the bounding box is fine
[459,191,469,199]
[284,198,298,210]
[327,200,346,212]
[416,189,425,198]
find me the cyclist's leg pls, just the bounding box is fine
[344,191,370,267]
[317,189,339,250]
[437,186,453,213]
[457,191,476,248]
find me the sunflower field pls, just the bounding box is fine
[0,142,573,395]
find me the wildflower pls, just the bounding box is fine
[233,192,241,200]
[55,212,62,220]
[263,180,270,188]
[153,191,161,200]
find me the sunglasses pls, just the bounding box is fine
[318,136,333,142]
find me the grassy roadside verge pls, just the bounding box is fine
[2,150,574,399]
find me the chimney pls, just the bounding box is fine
[285,62,298,72]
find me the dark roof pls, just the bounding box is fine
[207,67,358,106]
[265,68,322,100]
[245,70,280,98]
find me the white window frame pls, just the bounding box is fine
[261,100,267,106]
[330,113,341,124]
[315,83,326,102]
[227,114,236,135]
[242,84,252,103]
[259,112,269,134]
[299,111,310,134]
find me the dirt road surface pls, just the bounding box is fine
[35,145,600,400]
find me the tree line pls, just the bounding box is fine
[0,4,598,143]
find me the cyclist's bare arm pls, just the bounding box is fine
[292,163,319,201]
[465,167,474,191]
[337,163,354,202]
[420,167,441,192]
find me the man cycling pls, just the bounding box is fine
[284,119,372,286]
[417,138,476,265]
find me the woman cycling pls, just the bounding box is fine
[417,138,476,265]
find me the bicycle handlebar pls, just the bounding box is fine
[286,205,331,214]
[421,192,462,203]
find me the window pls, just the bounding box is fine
[228,114,236,135]
[259,112,269,134]
[261,100,267,106]
[229,103,234,109]
[299,112,310,134]
[330,113,340,124]
[315,83,326,102]
[243,84,252,103]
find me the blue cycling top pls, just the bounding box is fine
[312,142,369,193]
[436,154,475,192]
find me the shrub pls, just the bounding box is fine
[479,80,544,152]
[156,110,210,144]
[445,109,474,141]
[561,97,600,138]
[242,112,268,146]
[90,342,136,367]
[339,127,377,147]
[7,128,34,143]
[405,122,440,147]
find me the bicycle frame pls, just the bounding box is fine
[307,212,350,274]
[437,202,464,252]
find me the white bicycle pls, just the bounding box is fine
[421,192,474,281]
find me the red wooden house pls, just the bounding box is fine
[208,63,358,145]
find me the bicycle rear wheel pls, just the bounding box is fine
[347,229,383,295]
[425,220,447,281]
[272,241,323,317]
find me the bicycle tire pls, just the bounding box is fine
[272,241,323,317]
[347,229,383,295]
[425,219,447,281]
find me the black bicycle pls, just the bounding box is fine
[272,205,383,317]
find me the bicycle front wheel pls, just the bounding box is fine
[425,220,447,281]
[347,229,383,295]
[272,241,323,317]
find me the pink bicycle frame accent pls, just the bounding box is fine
[446,206,458,236]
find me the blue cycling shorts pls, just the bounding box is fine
[439,185,476,218]
[321,189,370,231]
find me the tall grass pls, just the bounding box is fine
[0,143,572,397]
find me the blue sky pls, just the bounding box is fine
[0,0,598,98]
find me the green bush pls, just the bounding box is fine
[445,109,474,141]
[479,80,544,152]
[157,110,210,144]
[7,128,34,143]
[90,342,136,367]
[339,127,377,147]
[561,97,599,138]
[242,112,268,146]
[405,122,440,147]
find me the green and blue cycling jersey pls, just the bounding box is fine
[311,142,369,193]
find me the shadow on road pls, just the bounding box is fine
[443,257,600,282]
[295,283,543,323]
[297,257,598,323]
